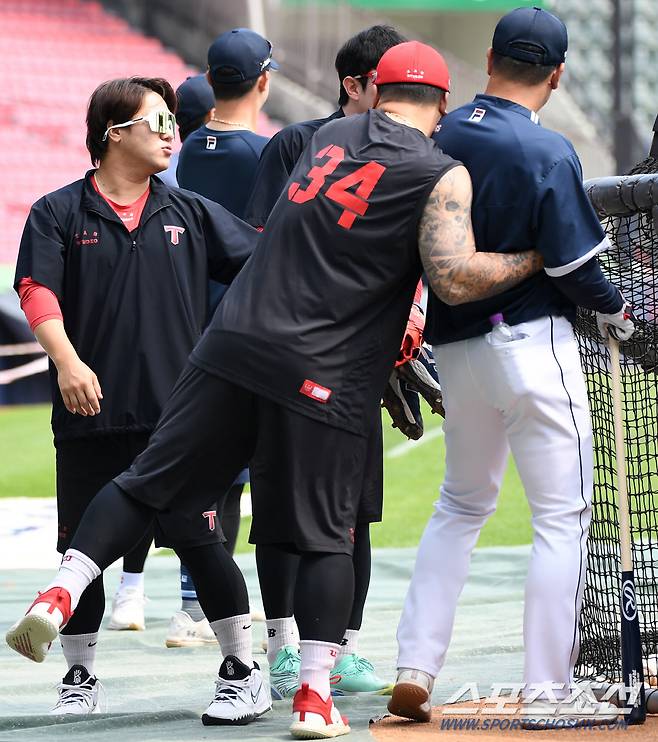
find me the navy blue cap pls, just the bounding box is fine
[175,75,215,129]
[208,28,279,83]
[492,6,567,66]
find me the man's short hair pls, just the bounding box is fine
[335,25,406,106]
[179,114,207,143]
[491,49,557,86]
[377,82,445,107]
[208,74,259,102]
[86,77,176,165]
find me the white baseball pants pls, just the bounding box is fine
[396,315,593,694]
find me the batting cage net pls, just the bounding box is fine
[575,173,658,687]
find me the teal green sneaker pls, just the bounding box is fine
[269,644,300,701]
[330,654,393,696]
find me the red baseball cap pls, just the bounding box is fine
[375,41,450,92]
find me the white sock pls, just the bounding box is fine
[60,632,98,675]
[337,628,359,660]
[299,640,339,700]
[266,616,299,665]
[44,549,102,611]
[210,614,253,667]
[118,571,144,592]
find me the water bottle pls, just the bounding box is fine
[489,313,527,343]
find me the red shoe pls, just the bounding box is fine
[290,683,350,739]
[5,587,73,663]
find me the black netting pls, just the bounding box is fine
[575,174,658,687]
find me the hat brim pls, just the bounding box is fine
[267,58,280,71]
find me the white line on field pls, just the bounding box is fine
[386,426,444,459]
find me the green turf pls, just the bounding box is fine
[0,402,532,549]
[0,405,55,499]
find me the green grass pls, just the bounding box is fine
[0,402,532,551]
[0,405,55,499]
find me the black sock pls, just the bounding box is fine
[175,541,249,621]
[294,552,354,643]
[256,542,300,618]
[348,523,371,630]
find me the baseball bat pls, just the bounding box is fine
[609,335,646,723]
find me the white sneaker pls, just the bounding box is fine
[202,655,272,725]
[165,610,217,648]
[521,695,619,729]
[50,664,103,715]
[6,587,73,663]
[108,587,145,631]
[290,683,351,739]
[387,668,434,722]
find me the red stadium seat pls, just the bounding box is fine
[1,0,278,266]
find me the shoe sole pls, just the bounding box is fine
[107,622,145,631]
[331,683,393,697]
[381,395,423,440]
[290,720,351,739]
[165,638,216,648]
[6,614,58,663]
[201,706,271,726]
[387,682,432,722]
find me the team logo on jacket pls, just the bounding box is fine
[300,379,332,403]
[468,108,486,123]
[164,225,185,245]
[203,510,217,531]
[74,230,99,246]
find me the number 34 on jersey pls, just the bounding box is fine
[288,144,386,230]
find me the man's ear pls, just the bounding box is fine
[106,121,121,144]
[438,91,449,117]
[205,69,213,88]
[486,47,494,77]
[342,76,361,102]
[550,63,564,90]
[257,70,269,92]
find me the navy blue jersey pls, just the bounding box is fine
[178,126,268,318]
[177,127,268,219]
[426,94,610,345]
[14,172,256,442]
[192,110,458,436]
[244,109,344,227]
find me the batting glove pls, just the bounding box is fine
[596,298,635,342]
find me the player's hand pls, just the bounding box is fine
[57,357,103,416]
[396,302,425,367]
[596,298,635,342]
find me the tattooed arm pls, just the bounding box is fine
[418,166,543,306]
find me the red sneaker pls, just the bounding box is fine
[290,683,350,739]
[5,587,73,663]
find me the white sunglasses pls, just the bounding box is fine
[102,110,176,142]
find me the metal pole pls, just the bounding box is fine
[613,0,637,173]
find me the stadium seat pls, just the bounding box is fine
[0,0,278,266]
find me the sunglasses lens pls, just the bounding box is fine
[151,111,175,135]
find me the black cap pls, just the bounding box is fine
[492,6,567,66]
[208,28,279,83]
[175,75,215,129]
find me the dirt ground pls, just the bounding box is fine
[371,700,658,742]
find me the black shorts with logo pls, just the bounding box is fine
[56,432,225,553]
[115,363,382,556]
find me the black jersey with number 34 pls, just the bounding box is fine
[192,109,458,436]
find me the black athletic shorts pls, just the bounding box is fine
[115,363,377,555]
[358,414,383,524]
[56,432,225,553]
